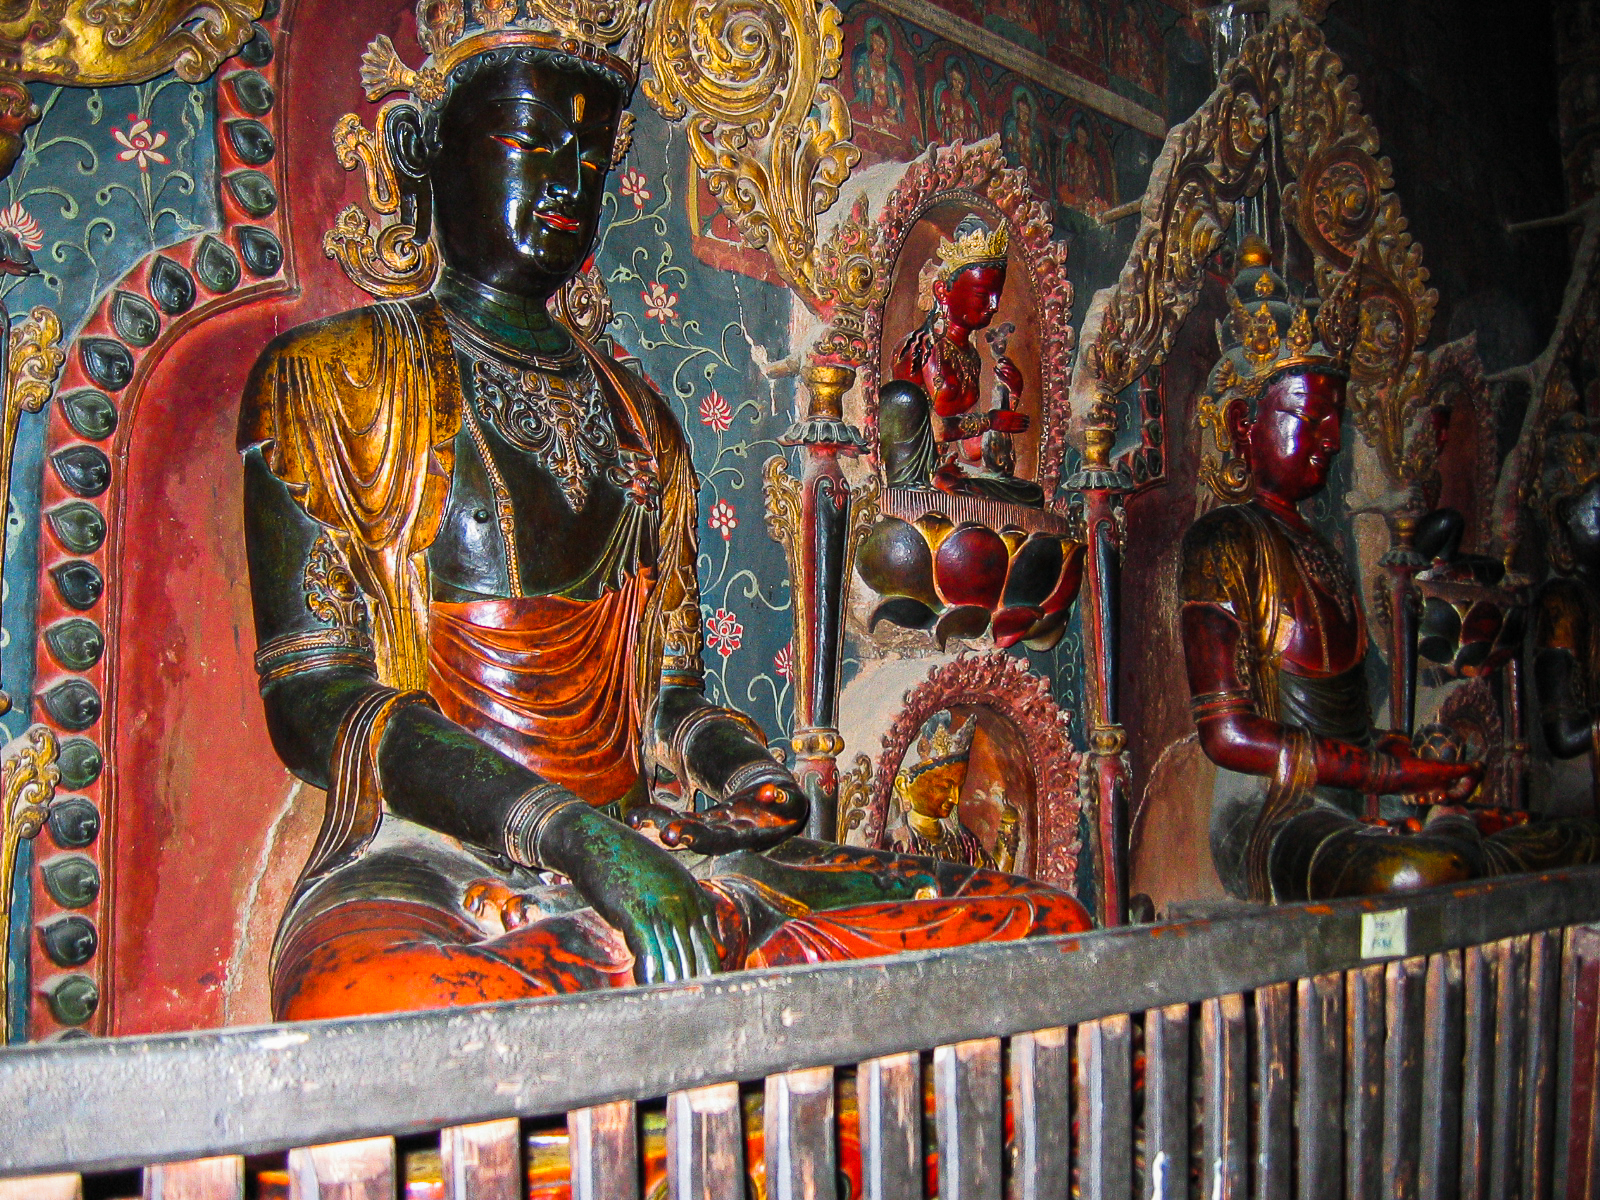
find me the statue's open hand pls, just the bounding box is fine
[1395,756,1484,803]
[989,409,1030,434]
[626,776,809,857]
[554,810,723,985]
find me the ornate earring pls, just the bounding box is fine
[323,101,439,299]
[1197,390,1256,503]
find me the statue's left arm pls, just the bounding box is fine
[615,375,810,855]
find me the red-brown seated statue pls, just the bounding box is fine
[238,0,1088,1019]
[1180,238,1600,902]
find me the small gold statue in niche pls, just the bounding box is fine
[878,214,1044,506]
[890,710,1021,871]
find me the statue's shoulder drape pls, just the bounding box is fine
[1179,502,1290,722]
[239,297,463,691]
[238,297,705,704]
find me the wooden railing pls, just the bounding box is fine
[2,866,1600,1198]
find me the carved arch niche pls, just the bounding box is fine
[1067,15,1498,912]
[860,139,1074,523]
[839,651,1084,897]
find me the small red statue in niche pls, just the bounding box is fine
[1180,238,1600,902]
[878,213,1044,507]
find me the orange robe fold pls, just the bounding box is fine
[427,575,652,805]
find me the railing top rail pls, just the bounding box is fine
[5,864,1600,1176]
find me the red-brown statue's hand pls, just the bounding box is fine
[627,777,809,856]
[1381,754,1483,799]
[989,410,1030,433]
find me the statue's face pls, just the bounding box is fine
[904,761,966,819]
[935,263,1005,331]
[1563,477,1600,575]
[1239,371,1346,503]
[430,55,623,297]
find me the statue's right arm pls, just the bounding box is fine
[1180,600,1479,796]
[242,448,720,982]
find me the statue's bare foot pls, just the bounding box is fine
[463,879,540,936]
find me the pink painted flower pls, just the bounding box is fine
[0,203,42,252]
[113,116,169,171]
[699,389,733,433]
[641,280,678,323]
[774,642,794,681]
[706,607,743,658]
[708,498,737,540]
[618,167,651,208]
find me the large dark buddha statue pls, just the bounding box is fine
[238,0,1087,1019]
[1180,239,1599,902]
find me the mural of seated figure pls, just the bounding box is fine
[889,711,1020,872]
[1180,238,1600,902]
[238,0,1091,1021]
[878,213,1044,506]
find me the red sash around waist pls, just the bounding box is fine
[426,573,653,805]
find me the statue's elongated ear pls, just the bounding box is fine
[384,102,434,242]
[1223,397,1253,466]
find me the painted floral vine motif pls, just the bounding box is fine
[861,650,1083,891]
[592,130,796,736]
[854,138,1074,503]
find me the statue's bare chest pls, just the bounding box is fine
[428,345,660,602]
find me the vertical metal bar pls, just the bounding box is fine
[0,1177,80,1199]
[1552,929,1578,1200]
[1011,1027,1071,1200]
[1143,1004,1190,1200]
[1078,1014,1133,1200]
[933,1037,1002,1200]
[1255,983,1293,1200]
[1489,937,1531,1200]
[765,1066,837,1200]
[1418,950,1464,1200]
[1297,972,1345,1200]
[442,1119,521,1200]
[1346,964,1385,1200]
[143,1157,245,1200]
[569,1102,638,1200]
[1557,926,1600,1200]
[1521,930,1560,1200]
[1461,943,1496,1200]
[1201,994,1247,1200]
[666,1082,745,1200]
[859,1052,921,1200]
[287,1137,396,1200]
[1382,957,1427,1200]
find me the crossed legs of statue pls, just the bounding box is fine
[273,831,1090,1021]
[1254,805,1600,903]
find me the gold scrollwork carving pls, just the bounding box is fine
[0,307,64,713]
[0,724,59,1041]
[838,751,871,837]
[0,0,262,175]
[640,0,860,309]
[1072,15,1440,493]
